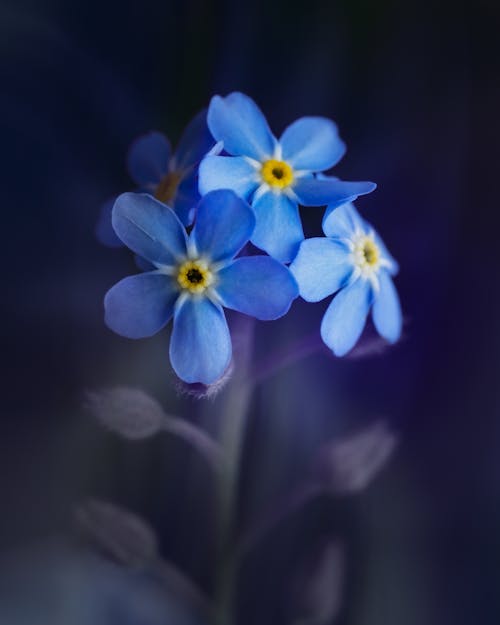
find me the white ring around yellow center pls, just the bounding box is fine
[352,235,381,274]
[177,259,214,294]
[260,159,294,189]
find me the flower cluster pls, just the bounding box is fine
[103,92,402,384]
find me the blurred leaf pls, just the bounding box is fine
[75,498,210,615]
[85,387,166,440]
[289,539,345,625]
[85,387,221,468]
[313,421,398,494]
[240,423,397,556]
[75,498,159,569]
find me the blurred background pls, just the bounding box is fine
[1,0,499,623]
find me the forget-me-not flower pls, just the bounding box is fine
[290,202,402,356]
[104,190,298,384]
[198,92,376,262]
[97,109,215,247]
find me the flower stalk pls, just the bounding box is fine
[213,315,255,625]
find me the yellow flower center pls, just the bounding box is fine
[260,159,294,189]
[362,239,379,266]
[177,260,214,294]
[155,170,182,204]
[352,235,380,271]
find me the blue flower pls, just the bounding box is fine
[290,202,402,356]
[104,190,299,384]
[97,109,215,247]
[198,92,376,263]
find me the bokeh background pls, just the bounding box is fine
[1,0,499,624]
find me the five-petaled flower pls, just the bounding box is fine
[290,202,402,356]
[198,92,376,263]
[104,190,299,384]
[96,109,215,247]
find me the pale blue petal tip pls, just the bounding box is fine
[280,116,346,171]
[207,92,276,160]
[169,298,232,385]
[321,278,373,356]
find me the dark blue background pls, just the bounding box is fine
[2,1,499,624]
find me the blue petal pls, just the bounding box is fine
[321,278,373,356]
[373,230,399,275]
[198,155,259,198]
[251,191,304,263]
[127,131,171,187]
[322,201,364,238]
[290,238,352,302]
[216,257,298,320]
[372,270,402,343]
[207,92,276,160]
[173,170,200,226]
[104,271,177,338]
[134,254,156,272]
[96,197,123,248]
[280,117,345,171]
[191,190,255,263]
[170,297,231,384]
[173,108,214,170]
[294,178,376,207]
[112,193,188,266]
